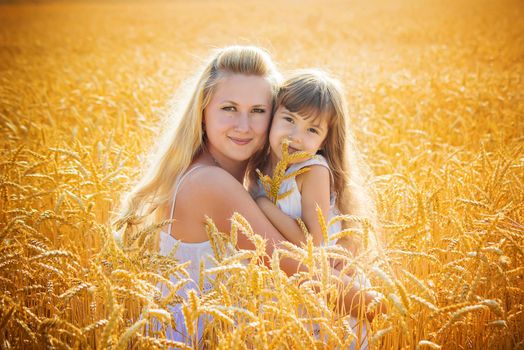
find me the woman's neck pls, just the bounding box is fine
[204,148,247,183]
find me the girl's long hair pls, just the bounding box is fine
[115,46,281,244]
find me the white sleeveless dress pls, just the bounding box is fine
[257,155,370,349]
[256,155,341,245]
[158,165,216,345]
[158,163,369,349]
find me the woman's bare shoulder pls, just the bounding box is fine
[175,165,264,236]
[173,164,287,252]
[178,166,248,202]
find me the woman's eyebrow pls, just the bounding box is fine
[221,100,268,108]
[221,100,239,105]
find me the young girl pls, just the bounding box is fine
[253,69,376,254]
[253,69,377,348]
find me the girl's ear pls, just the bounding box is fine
[317,141,326,155]
[319,134,329,150]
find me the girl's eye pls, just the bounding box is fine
[222,106,236,112]
[252,108,266,114]
[308,128,319,134]
[283,116,294,123]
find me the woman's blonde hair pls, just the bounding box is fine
[255,69,377,253]
[115,46,281,243]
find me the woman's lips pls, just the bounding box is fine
[229,136,252,145]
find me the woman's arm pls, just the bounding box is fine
[179,166,295,256]
[180,167,383,319]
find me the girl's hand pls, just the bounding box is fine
[364,291,388,322]
[330,258,357,276]
[255,196,273,218]
[256,196,274,217]
[255,195,272,206]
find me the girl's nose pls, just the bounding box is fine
[288,129,301,143]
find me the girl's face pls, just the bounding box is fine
[269,106,329,162]
[203,74,272,164]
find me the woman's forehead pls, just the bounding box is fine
[212,74,272,105]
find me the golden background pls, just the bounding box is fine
[1,0,523,348]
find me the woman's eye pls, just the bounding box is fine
[222,106,236,112]
[252,108,266,113]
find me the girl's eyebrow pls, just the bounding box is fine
[284,110,326,132]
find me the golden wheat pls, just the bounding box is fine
[1,0,523,348]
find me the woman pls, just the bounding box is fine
[117,45,381,345]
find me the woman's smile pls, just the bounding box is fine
[228,136,253,146]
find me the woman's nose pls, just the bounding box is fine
[235,113,250,132]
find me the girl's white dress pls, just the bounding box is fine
[256,155,370,349]
[256,155,342,245]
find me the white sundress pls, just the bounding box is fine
[156,161,370,349]
[157,165,216,346]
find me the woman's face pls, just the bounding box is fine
[203,74,272,164]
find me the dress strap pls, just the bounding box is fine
[167,165,206,237]
[288,154,334,185]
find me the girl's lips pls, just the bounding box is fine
[288,146,300,153]
[229,136,252,145]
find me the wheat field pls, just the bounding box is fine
[1,0,523,349]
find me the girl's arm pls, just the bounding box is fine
[256,164,332,246]
[297,164,332,246]
[256,196,307,246]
